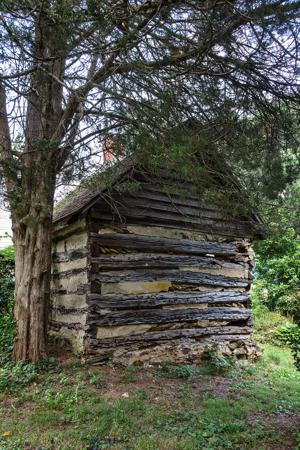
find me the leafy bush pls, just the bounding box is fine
[0,362,38,393]
[254,228,300,370]
[273,325,300,371]
[273,324,300,345]
[254,229,300,320]
[0,246,15,364]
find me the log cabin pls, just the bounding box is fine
[51,156,264,364]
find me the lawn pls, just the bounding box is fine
[0,342,299,450]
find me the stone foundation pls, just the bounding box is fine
[87,338,262,366]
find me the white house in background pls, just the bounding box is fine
[0,209,12,249]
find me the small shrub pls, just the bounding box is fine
[173,364,195,379]
[273,324,299,344]
[156,361,195,379]
[253,230,300,321]
[201,346,235,375]
[273,325,300,370]
[0,362,38,393]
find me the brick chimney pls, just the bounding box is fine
[103,137,116,163]
[103,136,125,163]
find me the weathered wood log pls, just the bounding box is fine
[51,282,89,295]
[51,309,87,326]
[112,193,230,220]
[52,248,88,263]
[89,253,246,272]
[89,220,247,243]
[88,325,252,349]
[88,306,251,326]
[87,290,250,310]
[53,231,88,253]
[136,183,200,201]
[126,189,208,209]
[49,321,83,331]
[91,269,249,288]
[52,267,87,280]
[90,233,243,256]
[53,218,87,240]
[52,306,88,315]
[90,206,253,237]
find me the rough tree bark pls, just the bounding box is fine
[12,201,54,361]
[6,13,64,361]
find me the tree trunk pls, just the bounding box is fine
[12,196,54,362]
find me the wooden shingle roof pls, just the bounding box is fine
[53,156,136,224]
[53,154,264,238]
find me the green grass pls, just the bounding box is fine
[0,342,299,450]
[0,308,300,449]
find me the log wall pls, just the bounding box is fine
[85,219,258,364]
[51,174,261,363]
[50,219,89,352]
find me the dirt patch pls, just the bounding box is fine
[48,343,76,364]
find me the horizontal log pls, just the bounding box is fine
[52,306,88,315]
[104,193,228,221]
[90,206,254,237]
[90,233,242,256]
[49,321,83,331]
[51,310,87,326]
[51,275,89,295]
[51,271,88,289]
[53,218,86,240]
[52,248,89,263]
[51,287,88,296]
[90,253,246,272]
[87,291,250,310]
[90,221,247,243]
[54,232,88,253]
[88,325,252,349]
[52,259,88,277]
[129,190,205,209]
[91,269,249,288]
[88,306,251,326]
[52,267,86,280]
[137,183,200,201]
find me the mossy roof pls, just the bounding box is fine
[53,156,136,223]
[53,154,264,238]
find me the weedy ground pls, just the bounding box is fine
[0,342,299,450]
